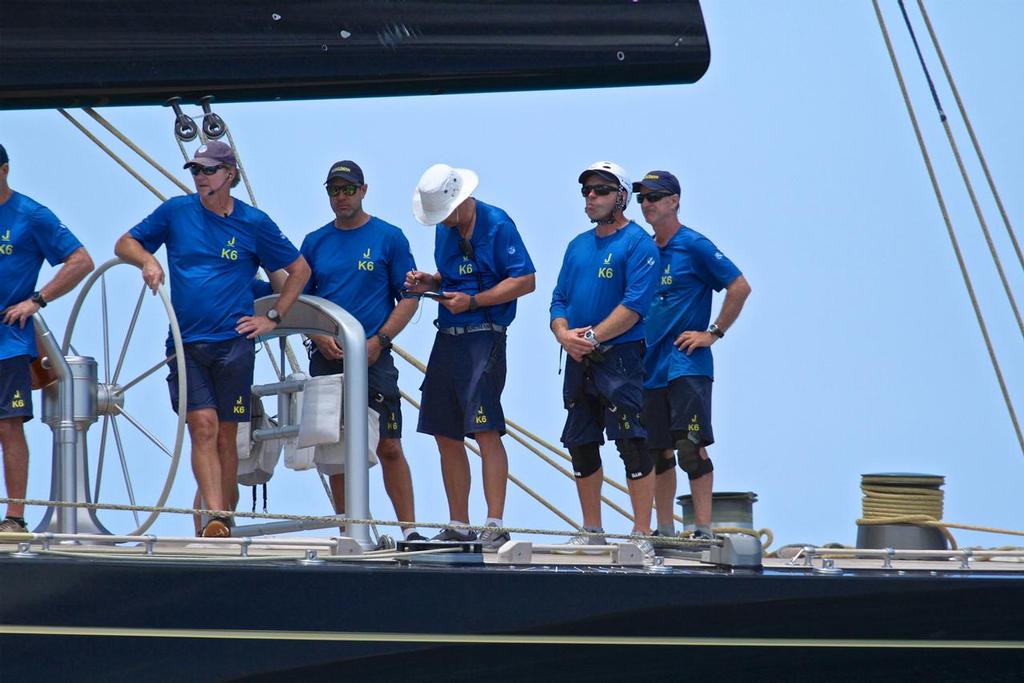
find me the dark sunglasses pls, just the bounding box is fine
[189,164,225,177]
[458,237,476,260]
[636,191,673,204]
[581,184,619,197]
[326,184,362,197]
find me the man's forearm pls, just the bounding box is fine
[39,247,94,302]
[474,274,535,307]
[273,258,311,317]
[379,297,418,339]
[592,304,640,343]
[713,275,751,333]
[114,234,155,268]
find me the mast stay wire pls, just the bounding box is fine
[896,0,1023,338]
[872,1,1024,456]
[916,0,1023,273]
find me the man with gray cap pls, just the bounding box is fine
[405,163,535,550]
[0,143,94,533]
[115,140,310,537]
[550,160,659,556]
[300,160,424,542]
[634,170,750,544]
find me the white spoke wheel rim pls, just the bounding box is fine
[62,257,186,536]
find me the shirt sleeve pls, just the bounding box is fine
[691,237,742,291]
[31,206,83,266]
[128,200,174,254]
[549,247,572,322]
[388,229,417,302]
[493,218,535,279]
[621,234,659,316]
[254,215,300,272]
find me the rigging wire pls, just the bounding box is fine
[871,1,1023,456]
[896,0,1023,337]
[916,0,1023,272]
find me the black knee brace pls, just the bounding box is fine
[569,443,601,479]
[674,432,714,481]
[654,448,676,475]
[616,438,653,480]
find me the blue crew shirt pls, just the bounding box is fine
[550,222,659,345]
[300,216,416,338]
[0,192,83,360]
[643,225,742,388]
[129,194,299,344]
[432,200,534,328]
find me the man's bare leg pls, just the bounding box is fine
[690,447,713,528]
[377,437,415,528]
[0,418,29,519]
[216,422,240,515]
[186,409,224,512]
[435,434,471,523]
[574,466,604,531]
[474,431,507,520]
[654,448,677,531]
[626,473,654,535]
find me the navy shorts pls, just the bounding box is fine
[417,330,506,440]
[643,375,714,451]
[309,347,402,439]
[0,355,33,422]
[560,341,646,448]
[167,337,256,422]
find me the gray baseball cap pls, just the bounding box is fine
[183,140,237,169]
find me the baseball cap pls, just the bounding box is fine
[183,140,237,169]
[632,170,680,195]
[0,144,8,165]
[324,160,365,185]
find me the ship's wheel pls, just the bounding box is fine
[62,258,186,536]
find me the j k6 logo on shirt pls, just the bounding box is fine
[358,247,375,271]
[11,390,25,409]
[221,236,238,261]
[661,263,672,285]
[0,229,11,255]
[459,262,474,276]
[598,252,613,279]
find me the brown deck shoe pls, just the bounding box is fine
[202,518,231,538]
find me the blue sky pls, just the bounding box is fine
[2,1,1021,548]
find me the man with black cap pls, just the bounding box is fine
[405,163,536,550]
[0,143,95,533]
[301,160,424,541]
[115,140,310,537]
[634,170,750,543]
[550,161,660,557]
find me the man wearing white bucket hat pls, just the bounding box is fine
[405,163,535,551]
[550,160,660,558]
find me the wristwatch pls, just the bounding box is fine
[266,308,281,324]
[31,291,47,308]
[468,295,479,311]
[583,329,601,348]
[708,323,724,338]
[376,332,393,349]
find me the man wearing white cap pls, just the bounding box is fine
[405,163,535,550]
[550,161,660,557]
[115,140,310,537]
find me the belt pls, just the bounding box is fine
[437,323,506,335]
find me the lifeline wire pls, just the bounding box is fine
[916,0,1023,272]
[896,0,1022,337]
[872,1,1023,455]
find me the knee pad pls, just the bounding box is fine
[686,455,714,481]
[616,438,653,480]
[674,432,701,475]
[654,449,676,475]
[569,443,601,479]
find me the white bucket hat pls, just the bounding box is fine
[412,163,479,225]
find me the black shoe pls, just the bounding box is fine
[405,532,428,542]
[431,528,477,542]
[690,528,717,542]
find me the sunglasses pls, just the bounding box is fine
[189,164,225,177]
[636,191,673,204]
[458,237,476,260]
[581,184,619,197]
[326,184,362,197]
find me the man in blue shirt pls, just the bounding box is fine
[405,163,535,550]
[301,160,424,542]
[115,140,310,537]
[0,143,95,533]
[550,161,660,555]
[634,170,751,543]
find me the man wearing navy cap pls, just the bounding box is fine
[301,160,424,542]
[0,143,95,533]
[115,140,310,537]
[634,170,751,543]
